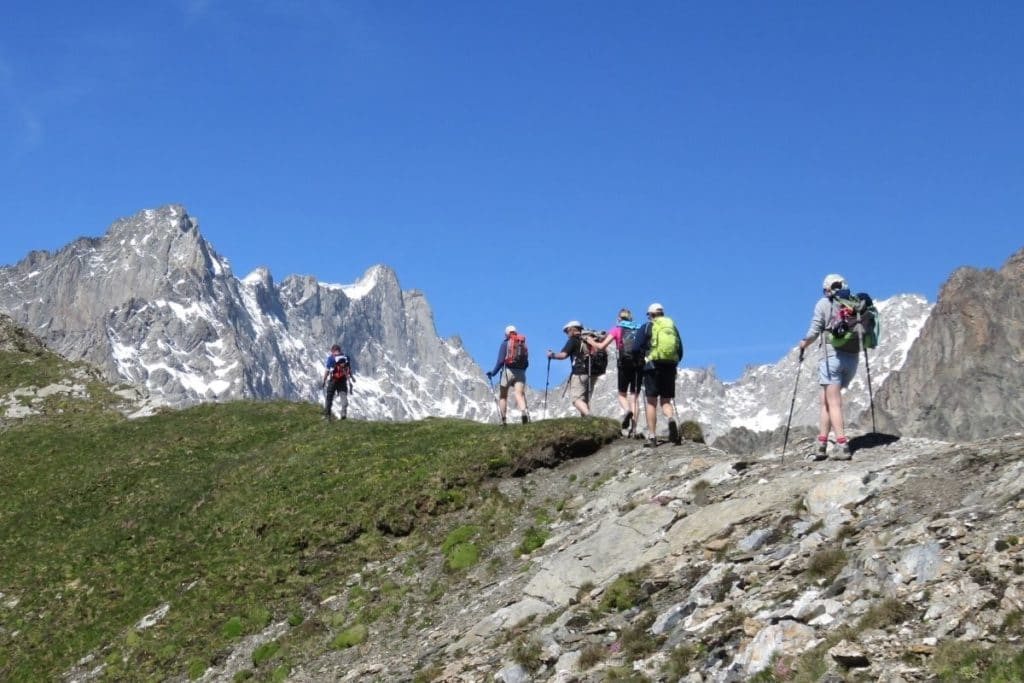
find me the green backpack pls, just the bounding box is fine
[647,316,682,363]
[827,290,880,352]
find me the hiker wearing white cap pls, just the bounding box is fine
[798,273,859,460]
[486,324,530,424]
[546,320,596,416]
[637,303,683,446]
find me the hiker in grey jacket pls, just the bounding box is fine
[798,273,859,460]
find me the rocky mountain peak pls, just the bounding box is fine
[872,247,1024,440]
[0,207,497,420]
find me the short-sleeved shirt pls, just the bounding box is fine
[560,336,590,375]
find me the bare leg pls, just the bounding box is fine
[818,386,831,438]
[824,384,846,440]
[645,395,658,436]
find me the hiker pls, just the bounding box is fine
[486,325,530,424]
[638,303,683,446]
[546,320,598,416]
[322,344,354,420]
[589,308,644,434]
[798,273,858,460]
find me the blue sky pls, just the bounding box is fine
[2,2,1022,385]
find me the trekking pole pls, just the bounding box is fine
[859,328,876,433]
[781,348,805,462]
[543,357,551,420]
[488,375,503,424]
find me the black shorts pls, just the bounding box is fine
[617,360,643,394]
[643,362,677,399]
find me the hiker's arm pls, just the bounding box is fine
[488,341,508,376]
[592,333,614,351]
[799,299,830,348]
[547,338,575,360]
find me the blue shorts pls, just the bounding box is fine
[819,351,858,389]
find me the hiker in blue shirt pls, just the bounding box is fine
[322,344,354,420]
[486,325,530,424]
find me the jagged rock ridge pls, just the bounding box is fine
[872,247,1024,440]
[0,205,495,420]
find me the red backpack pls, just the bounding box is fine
[331,356,351,381]
[504,333,528,369]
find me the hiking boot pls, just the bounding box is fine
[808,438,828,461]
[644,436,658,448]
[621,411,633,430]
[521,414,530,424]
[668,420,681,445]
[832,440,853,461]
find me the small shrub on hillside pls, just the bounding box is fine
[511,637,542,670]
[600,572,645,612]
[931,640,1024,681]
[578,643,607,669]
[661,643,698,678]
[680,420,705,443]
[412,665,443,683]
[442,525,481,570]
[330,623,368,650]
[446,542,480,570]
[517,526,550,556]
[251,641,280,667]
[222,616,244,639]
[805,548,847,584]
[856,597,916,631]
[620,612,661,659]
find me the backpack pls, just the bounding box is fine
[331,356,351,382]
[827,290,880,353]
[647,316,682,364]
[618,320,644,359]
[504,332,529,369]
[576,331,609,376]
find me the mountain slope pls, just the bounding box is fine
[0,206,496,421]
[872,246,1024,440]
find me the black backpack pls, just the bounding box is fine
[576,331,608,376]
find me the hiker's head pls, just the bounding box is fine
[646,303,664,318]
[504,325,517,337]
[330,344,341,354]
[563,320,583,335]
[823,274,846,294]
[618,308,633,322]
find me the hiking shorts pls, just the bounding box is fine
[569,373,594,403]
[643,362,677,399]
[819,351,858,389]
[499,367,526,393]
[616,362,642,394]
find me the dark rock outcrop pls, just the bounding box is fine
[871,247,1024,440]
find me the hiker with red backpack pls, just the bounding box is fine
[322,344,354,421]
[486,325,530,424]
[797,273,865,460]
[589,308,645,435]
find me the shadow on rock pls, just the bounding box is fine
[850,433,901,451]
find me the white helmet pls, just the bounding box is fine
[562,320,583,332]
[822,274,847,291]
[504,324,517,335]
[647,302,664,315]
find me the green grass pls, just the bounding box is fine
[0,400,619,680]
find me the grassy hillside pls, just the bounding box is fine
[0,397,620,681]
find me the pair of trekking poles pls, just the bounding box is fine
[781,328,876,462]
